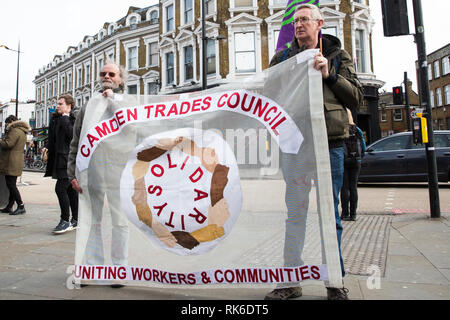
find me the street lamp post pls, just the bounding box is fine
[201,0,207,90]
[0,41,22,117]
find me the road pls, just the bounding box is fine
[357,182,450,216]
[14,171,450,217]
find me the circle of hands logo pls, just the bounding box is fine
[121,129,242,255]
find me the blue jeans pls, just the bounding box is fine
[329,147,346,277]
[281,146,346,278]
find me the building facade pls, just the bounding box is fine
[34,1,383,142]
[420,43,450,130]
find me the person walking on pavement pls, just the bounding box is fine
[0,115,31,215]
[340,108,366,222]
[266,4,363,300]
[44,94,79,234]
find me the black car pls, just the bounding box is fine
[359,131,450,182]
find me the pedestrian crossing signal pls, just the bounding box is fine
[393,86,403,105]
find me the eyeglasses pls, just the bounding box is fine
[293,17,319,25]
[100,72,116,77]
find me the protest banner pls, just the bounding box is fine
[73,49,342,290]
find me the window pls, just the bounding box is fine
[184,46,193,81]
[98,58,104,73]
[130,16,137,29]
[128,46,138,70]
[206,0,215,15]
[273,30,280,50]
[445,85,450,105]
[184,0,193,24]
[322,27,337,37]
[166,4,174,32]
[206,39,216,75]
[393,109,402,121]
[148,82,158,95]
[77,67,82,87]
[68,73,73,91]
[148,42,159,66]
[435,134,450,148]
[235,32,256,73]
[235,0,252,7]
[355,29,366,73]
[150,10,159,24]
[381,110,387,122]
[371,135,410,152]
[442,56,450,75]
[428,64,433,80]
[436,87,443,107]
[272,0,286,6]
[434,60,440,78]
[166,52,174,85]
[127,85,137,94]
[61,76,66,93]
[430,90,435,108]
[53,80,57,96]
[85,64,91,84]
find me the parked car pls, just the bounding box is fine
[359,131,450,182]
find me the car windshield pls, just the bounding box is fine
[370,135,410,152]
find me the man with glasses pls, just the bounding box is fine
[266,4,363,300]
[67,62,130,287]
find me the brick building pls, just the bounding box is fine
[33,1,383,143]
[418,43,450,130]
[378,80,420,138]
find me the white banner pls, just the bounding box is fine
[73,50,343,290]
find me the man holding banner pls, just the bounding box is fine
[266,3,363,300]
[68,62,131,287]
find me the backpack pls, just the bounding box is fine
[344,125,363,167]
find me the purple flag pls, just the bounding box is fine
[276,0,320,52]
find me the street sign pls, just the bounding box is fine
[410,108,424,118]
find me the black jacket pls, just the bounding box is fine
[44,111,76,179]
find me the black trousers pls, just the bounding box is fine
[5,175,23,207]
[55,178,78,222]
[340,163,361,218]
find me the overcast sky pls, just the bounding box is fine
[0,0,448,103]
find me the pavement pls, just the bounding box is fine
[1,171,450,301]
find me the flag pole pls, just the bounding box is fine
[319,31,323,53]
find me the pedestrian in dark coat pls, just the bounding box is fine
[340,108,366,221]
[0,115,30,215]
[44,94,79,234]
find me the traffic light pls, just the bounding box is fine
[381,0,410,37]
[393,86,403,105]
